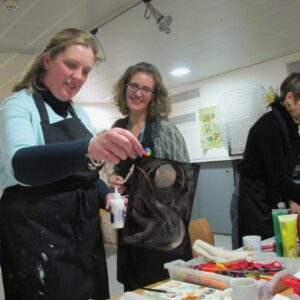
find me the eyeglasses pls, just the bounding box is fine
[126,82,154,96]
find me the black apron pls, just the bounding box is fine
[0,93,109,300]
[237,108,300,248]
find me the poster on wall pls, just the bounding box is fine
[198,106,223,152]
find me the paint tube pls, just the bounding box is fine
[278,214,298,258]
[272,209,289,256]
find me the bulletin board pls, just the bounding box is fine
[215,84,269,156]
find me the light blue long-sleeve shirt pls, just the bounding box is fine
[0,89,94,189]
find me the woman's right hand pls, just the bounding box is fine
[88,128,144,164]
[109,174,126,194]
[289,200,300,214]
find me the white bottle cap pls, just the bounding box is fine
[114,185,121,199]
[277,202,286,209]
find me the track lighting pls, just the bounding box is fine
[90,1,172,36]
[143,0,172,34]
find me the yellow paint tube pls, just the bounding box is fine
[278,214,298,258]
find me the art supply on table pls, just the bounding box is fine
[220,277,258,300]
[282,278,300,296]
[192,239,254,264]
[243,235,261,252]
[272,208,289,256]
[141,287,168,293]
[192,260,284,282]
[142,280,221,300]
[297,214,300,257]
[261,243,275,252]
[110,186,125,229]
[278,214,298,258]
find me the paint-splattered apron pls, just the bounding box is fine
[0,93,109,300]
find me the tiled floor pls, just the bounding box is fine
[0,234,232,299]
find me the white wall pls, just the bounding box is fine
[170,52,300,107]
[169,52,300,162]
[81,51,300,161]
[81,102,121,132]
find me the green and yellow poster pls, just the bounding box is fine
[199,106,223,150]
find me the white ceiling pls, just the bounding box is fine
[1,0,300,104]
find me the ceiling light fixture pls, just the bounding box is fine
[170,68,190,76]
[2,0,19,11]
[89,0,173,65]
[90,0,172,36]
[143,0,172,34]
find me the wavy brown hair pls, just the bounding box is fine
[12,28,104,94]
[112,62,171,120]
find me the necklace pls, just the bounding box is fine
[127,122,146,142]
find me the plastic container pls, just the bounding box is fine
[164,256,231,290]
[110,186,125,229]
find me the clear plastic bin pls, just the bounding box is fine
[164,256,231,290]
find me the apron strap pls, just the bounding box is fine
[33,92,78,124]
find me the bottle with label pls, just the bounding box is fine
[110,186,125,229]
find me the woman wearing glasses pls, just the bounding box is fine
[109,62,191,291]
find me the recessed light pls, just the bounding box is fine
[170,68,190,76]
[2,0,19,11]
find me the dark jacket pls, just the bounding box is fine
[237,101,300,246]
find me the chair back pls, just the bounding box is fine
[188,218,214,257]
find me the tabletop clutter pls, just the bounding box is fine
[118,209,300,299]
[156,210,300,300]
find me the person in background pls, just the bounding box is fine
[0,28,143,300]
[109,61,191,291]
[231,72,300,249]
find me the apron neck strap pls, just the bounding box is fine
[33,92,77,124]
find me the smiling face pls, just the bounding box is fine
[42,44,94,101]
[125,71,155,115]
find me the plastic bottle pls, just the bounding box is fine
[110,186,125,229]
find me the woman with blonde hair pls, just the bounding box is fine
[0,28,143,300]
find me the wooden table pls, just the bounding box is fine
[109,280,293,299]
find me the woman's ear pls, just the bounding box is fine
[286,91,295,102]
[42,52,51,70]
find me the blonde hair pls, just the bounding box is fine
[112,62,171,120]
[12,28,104,93]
